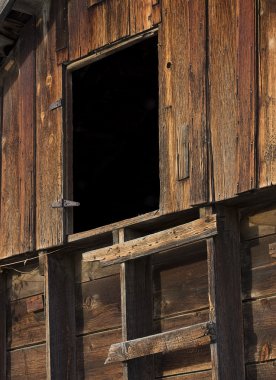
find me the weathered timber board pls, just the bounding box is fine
[68,0,129,60]
[130,0,161,35]
[82,215,217,264]
[36,0,64,249]
[7,344,47,380]
[0,18,35,258]
[159,0,208,212]
[259,0,276,187]
[75,274,121,335]
[106,322,214,364]
[208,0,256,200]
[7,295,45,349]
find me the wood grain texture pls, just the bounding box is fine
[121,256,154,379]
[207,207,245,380]
[0,273,6,380]
[68,0,129,60]
[0,19,35,258]
[36,0,64,250]
[82,215,217,264]
[45,254,76,379]
[106,322,214,364]
[237,0,256,192]
[208,0,256,200]
[130,0,161,35]
[75,274,121,335]
[246,360,276,379]
[259,0,276,187]
[159,0,208,212]
[7,294,45,349]
[7,344,46,380]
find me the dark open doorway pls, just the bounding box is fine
[72,36,160,233]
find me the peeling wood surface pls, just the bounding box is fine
[106,322,214,364]
[82,215,217,264]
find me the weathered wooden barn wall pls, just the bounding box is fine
[0,2,276,378]
[4,206,276,379]
[0,0,274,259]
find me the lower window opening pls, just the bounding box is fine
[72,36,160,233]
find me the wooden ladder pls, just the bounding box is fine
[84,206,245,380]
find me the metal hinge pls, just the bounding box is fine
[49,98,63,111]
[52,199,80,208]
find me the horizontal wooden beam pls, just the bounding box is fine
[105,321,215,364]
[82,215,217,265]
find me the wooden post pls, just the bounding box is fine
[207,207,245,380]
[0,272,6,380]
[113,228,154,380]
[45,254,76,379]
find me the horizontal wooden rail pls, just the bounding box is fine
[105,321,216,364]
[82,215,217,265]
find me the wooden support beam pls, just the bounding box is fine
[106,321,215,364]
[0,272,6,379]
[83,215,217,265]
[117,228,154,380]
[45,254,76,379]
[207,207,245,380]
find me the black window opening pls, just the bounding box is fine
[72,36,160,233]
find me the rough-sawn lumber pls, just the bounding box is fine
[105,321,215,364]
[82,215,217,265]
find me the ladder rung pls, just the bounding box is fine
[105,321,216,364]
[83,214,217,265]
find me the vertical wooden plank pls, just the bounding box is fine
[188,1,208,205]
[237,0,256,193]
[45,254,76,379]
[0,18,35,258]
[117,229,154,380]
[0,273,6,379]
[36,0,64,249]
[259,0,276,187]
[207,207,245,380]
[130,0,161,35]
[68,0,129,61]
[208,0,238,200]
[209,0,256,200]
[160,0,208,212]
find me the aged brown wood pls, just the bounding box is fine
[259,0,276,187]
[36,0,64,250]
[106,321,215,364]
[130,0,161,35]
[208,0,256,200]
[0,273,6,379]
[237,0,256,193]
[118,228,154,380]
[159,0,208,212]
[207,207,245,379]
[45,254,76,379]
[82,215,217,264]
[0,18,35,258]
[68,0,129,60]
[246,360,276,379]
[7,344,47,379]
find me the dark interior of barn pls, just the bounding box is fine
[72,36,160,232]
